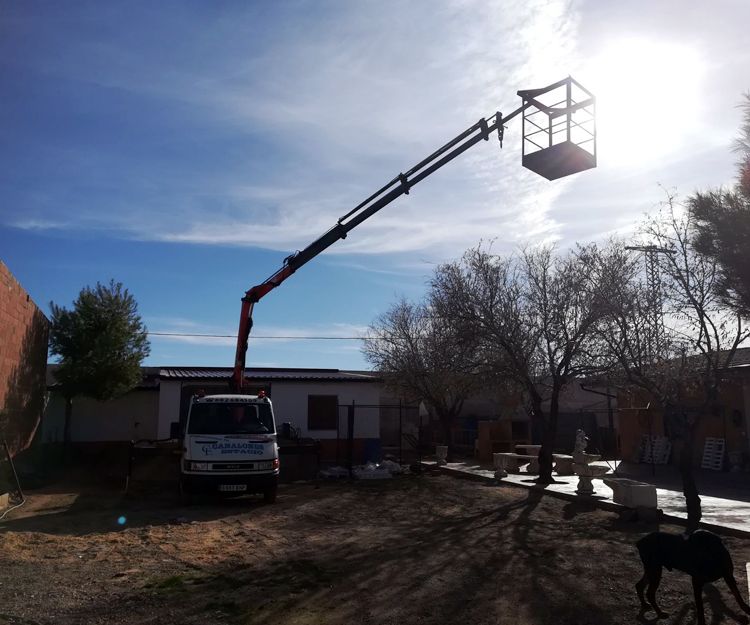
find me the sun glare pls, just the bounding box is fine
[582,38,706,168]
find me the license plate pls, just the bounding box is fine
[219,484,247,492]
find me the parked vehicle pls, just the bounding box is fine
[175,392,279,503]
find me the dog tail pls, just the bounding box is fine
[725,573,750,615]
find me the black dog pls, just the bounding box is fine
[636,530,750,624]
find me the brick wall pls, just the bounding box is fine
[0,261,49,457]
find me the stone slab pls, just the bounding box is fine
[424,460,750,537]
[604,477,658,509]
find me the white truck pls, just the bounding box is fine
[176,392,279,503]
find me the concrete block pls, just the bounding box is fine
[493,452,535,474]
[603,477,658,509]
[553,454,574,475]
[436,446,448,465]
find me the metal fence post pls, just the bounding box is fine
[347,401,355,478]
[336,404,341,466]
[398,399,403,465]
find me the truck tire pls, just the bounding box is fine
[179,477,193,506]
[263,485,277,504]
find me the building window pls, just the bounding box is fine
[308,395,338,430]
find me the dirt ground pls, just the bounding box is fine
[1,473,750,625]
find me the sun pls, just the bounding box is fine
[580,38,707,168]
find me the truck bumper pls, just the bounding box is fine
[181,472,278,495]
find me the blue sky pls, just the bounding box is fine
[2,0,749,370]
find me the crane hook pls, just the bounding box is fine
[496,111,505,148]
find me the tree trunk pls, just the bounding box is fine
[680,426,702,532]
[536,394,558,485]
[63,396,73,464]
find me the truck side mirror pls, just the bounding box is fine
[169,422,181,439]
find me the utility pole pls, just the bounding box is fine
[625,245,676,362]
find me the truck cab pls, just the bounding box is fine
[178,393,279,503]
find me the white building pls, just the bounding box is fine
[44,366,393,462]
[47,366,594,462]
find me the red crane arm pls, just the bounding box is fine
[230,103,530,392]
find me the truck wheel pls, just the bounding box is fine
[179,478,193,506]
[263,486,277,504]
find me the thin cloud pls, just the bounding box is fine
[8,1,746,258]
[5,0,582,256]
[11,218,70,231]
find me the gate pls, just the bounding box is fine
[334,401,424,471]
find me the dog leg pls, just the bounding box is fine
[692,578,706,625]
[647,567,669,618]
[636,574,650,610]
[724,574,750,615]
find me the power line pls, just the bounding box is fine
[148,332,365,340]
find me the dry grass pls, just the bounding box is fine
[1,473,749,625]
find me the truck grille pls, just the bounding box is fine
[211,462,268,471]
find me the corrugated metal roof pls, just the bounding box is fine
[46,365,381,388]
[46,347,750,390]
[158,367,382,383]
[682,346,750,372]
[730,347,750,368]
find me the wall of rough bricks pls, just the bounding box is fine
[0,261,49,457]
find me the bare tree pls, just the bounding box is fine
[362,298,481,459]
[595,198,749,530]
[432,244,604,484]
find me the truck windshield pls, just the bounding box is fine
[187,402,274,435]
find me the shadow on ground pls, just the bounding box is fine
[0,481,322,536]
[2,475,749,625]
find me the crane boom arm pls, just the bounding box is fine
[231,103,529,392]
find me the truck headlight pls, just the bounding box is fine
[190,462,209,471]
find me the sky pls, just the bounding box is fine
[1,0,749,371]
